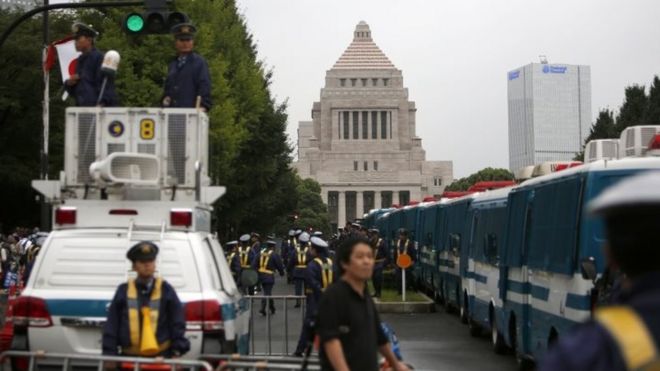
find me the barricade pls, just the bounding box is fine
[245,295,306,355]
[202,354,320,371]
[0,350,214,370]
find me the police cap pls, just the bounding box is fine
[298,232,310,243]
[295,229,302,236]
[72,22,98,39]
[288,229,295,237]
[225,240,238,247]
[398,228,408,236]
[369,228,380,234]
[310,236,328,249]
[171,22,196,40]
[239,234,251,243]
[266,240,277,247]
[312,231,323,237]
[127,241,159,262]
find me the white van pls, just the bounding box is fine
[11,202,250,367]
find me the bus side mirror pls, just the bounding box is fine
[580,257,597,281]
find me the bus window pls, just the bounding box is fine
[449,233,461,256]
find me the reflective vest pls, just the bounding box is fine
[259,250,274,274]
[296,247,308,267]
[596,306,660,371]
[239,246,250,268]
[397,239,409,255]
[124,278,170,356]
[227,251,236,265]
[314,257,333,290]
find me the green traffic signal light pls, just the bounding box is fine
[125,13,145,33]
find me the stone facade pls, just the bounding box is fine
[294,21,453,230]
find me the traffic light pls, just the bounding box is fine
[123,0,188,35]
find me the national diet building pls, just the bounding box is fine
[294,21,453,230]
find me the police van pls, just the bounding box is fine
[22,107,250,366]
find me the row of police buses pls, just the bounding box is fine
[362,127,660,367]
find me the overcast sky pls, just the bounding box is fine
[236,0,660,178]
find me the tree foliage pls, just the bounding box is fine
[0,1,317,239]
[615,85,648,133]
[444,167,514,192]
[577,76,660,159]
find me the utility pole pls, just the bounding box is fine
[40,0,49,231]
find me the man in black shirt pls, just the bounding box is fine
[316,235,409,371]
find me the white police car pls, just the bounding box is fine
[11,202,250,366]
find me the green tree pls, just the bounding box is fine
[0,10,72,230]
[293,177,331,236]
[644,76,660,126]
[444,167,514,192]
[615,85,648,133]
[0,1,299,237]
[574,109,617,161]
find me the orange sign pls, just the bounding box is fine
[396,253,412,269]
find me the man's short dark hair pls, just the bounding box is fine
[336,234,371,276]
[605,206,660,278]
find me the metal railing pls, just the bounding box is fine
[0,350,214,370]
[202,355,320,371]
[245,295,306,356]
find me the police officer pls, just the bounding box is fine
[102,241,189,358]
[162,23,211,111]
[395,228,416,294]
[225,240,240,283]
[238,234,257,294]
[289,231,311,307]
[294,236,333,356]
[539,172,660,371]
[281,229,296,283]
[252,240,285,316]
[370,228,387,298]
[65,22,118,107]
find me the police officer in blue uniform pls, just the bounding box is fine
[294,236,333,356]
[539,172,660,371]
[370,228,387,298]
[225,240,240,283]
[394,228,416,295]
[252,240,285,316]
[102,241,189,358]
[162,23,211,111]
[288,231,311,307]
[281,229,296,283]
[237,234,257,294]
[65,22,118,107]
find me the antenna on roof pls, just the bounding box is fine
[539,55,548,64]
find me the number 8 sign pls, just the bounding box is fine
[140,119,155,140]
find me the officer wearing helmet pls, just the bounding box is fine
[539,172,660,371]
[294,236,334,356]
[102,241,189,358]
[225,240,240,283]
[65,22,118,107]
[289,231,311,307]
[252,240,285,315]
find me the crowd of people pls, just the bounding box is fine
[221,223,413,370]
[0,227,46,293]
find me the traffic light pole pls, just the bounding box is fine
[40,0,49,230]
[0,1,146,51]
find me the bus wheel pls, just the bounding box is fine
[459,292,468,324]
[491,313,507,354]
